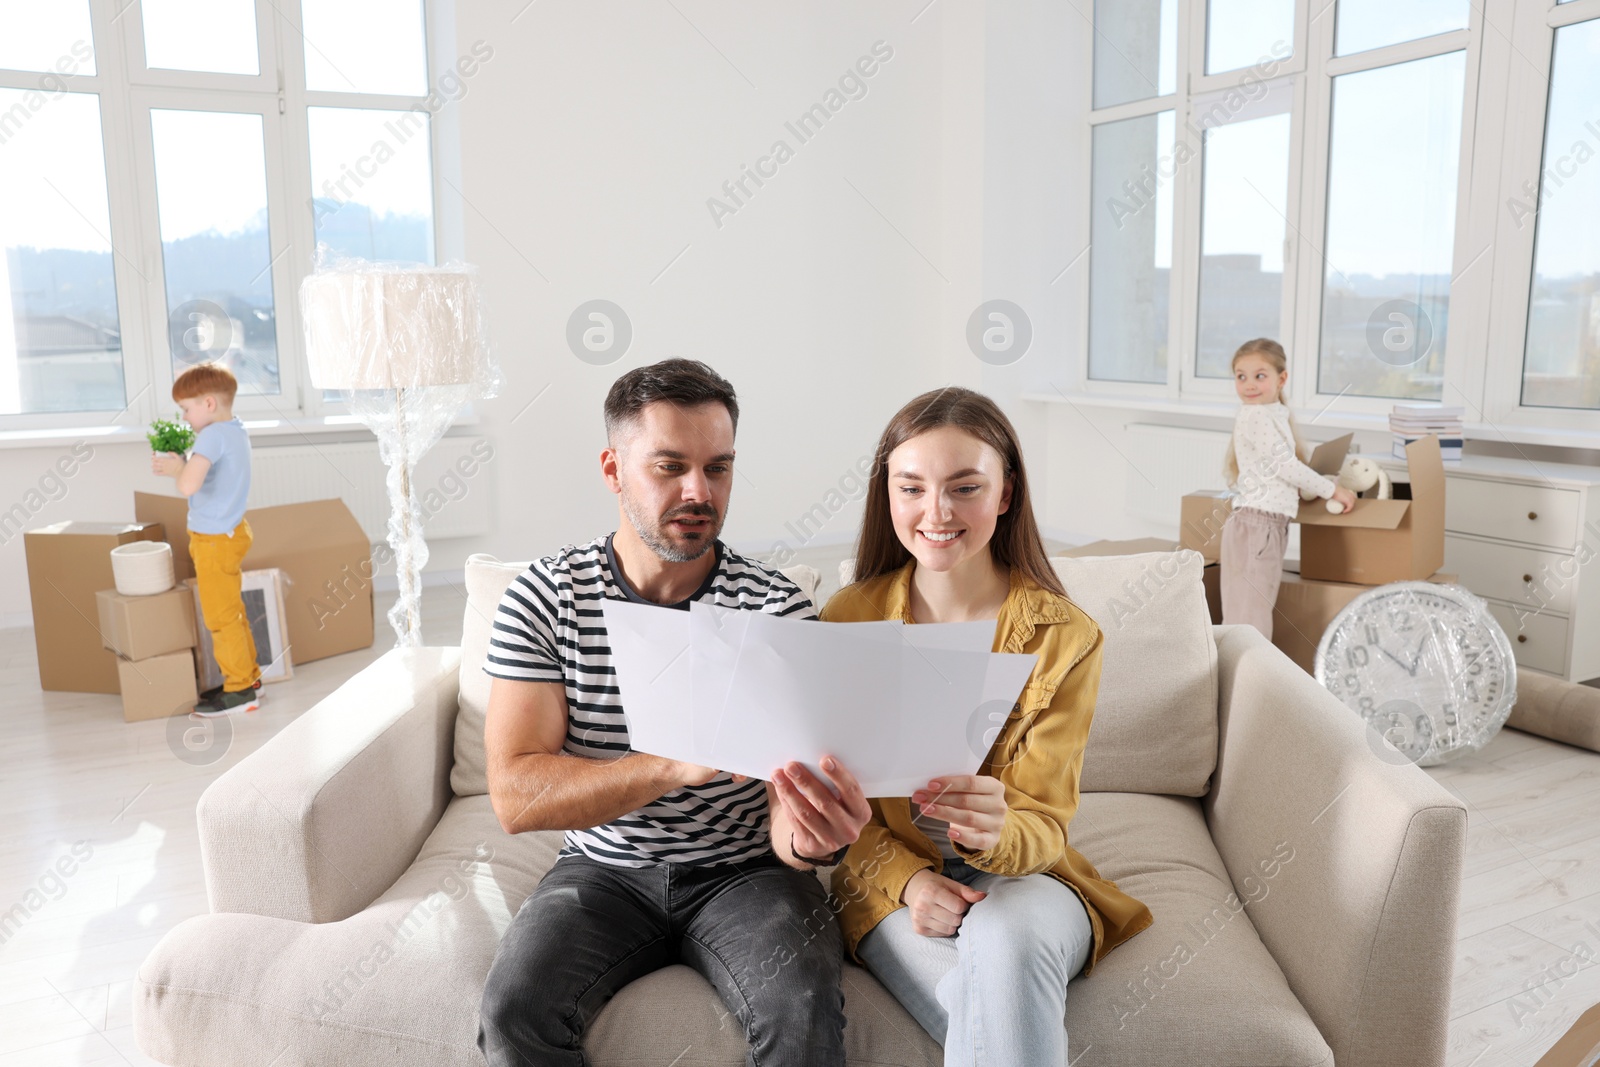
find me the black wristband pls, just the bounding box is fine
[791,835,849,867]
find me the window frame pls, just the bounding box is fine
[1070,0,1600,436]
[1482,0,1600,433]
[0,0,449,433]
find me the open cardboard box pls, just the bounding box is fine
[1295,433,1445,586]
[134,493,373,666]
[25,521,167,693]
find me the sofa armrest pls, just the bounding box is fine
[196,646,463,924]
[1204,625,1466,1067]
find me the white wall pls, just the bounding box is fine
[444,1,990,569]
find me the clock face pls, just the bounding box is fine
[1315,582,1518,766]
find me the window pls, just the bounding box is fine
[0,7,96,75]
[1081,0,1600,435]
[1196,99,1291,378]
[0,87,122,414]
[0,0,442,427]
[1317,51,1464,401]
[1088,111,1174,384]
[1093,0,1177,108]
[308,107,436,263]
[1206,0,1293,75]
[151,109,281,396]
[302,0,428,94]
[140,0,261,75]
[1520,16,1600,411]
[1333,0,1469,57]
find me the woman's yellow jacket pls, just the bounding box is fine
[821,561,1153,974]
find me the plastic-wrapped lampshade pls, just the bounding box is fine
[300,265,490,390]
[296,255,501,647]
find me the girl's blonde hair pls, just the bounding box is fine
[1222,338,1307,487]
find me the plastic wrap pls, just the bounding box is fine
[1314,581,1518,766]
[300,250,502,646]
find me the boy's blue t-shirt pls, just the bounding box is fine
[188,418,252,534]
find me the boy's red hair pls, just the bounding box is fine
[172,362,238,403]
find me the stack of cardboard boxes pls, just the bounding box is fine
[1178,434,1454,674]
[24,521,170,704]
[23,496,376,721]
[96,584,201,721]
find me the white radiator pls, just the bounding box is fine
[1123,423,1232,525]
[248,436,493,544]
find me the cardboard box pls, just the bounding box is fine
[24,521,167,693]
[1296,435,1446,585]
[1202,562,1457,673]
[186,570,294,691]
[1059,537,1182,558]
[1179,491,1233,563]
[116,649,199,722]
[96,586,197,661]
[1276,568,1458,673]
[135,493,374,665]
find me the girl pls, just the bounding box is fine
[1221,339,1355,639]
[818,387,1152,1067]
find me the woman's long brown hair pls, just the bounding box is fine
[850,387,1065,597]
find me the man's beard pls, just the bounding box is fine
[620,487,725,563]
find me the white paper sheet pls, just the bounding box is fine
[599,599,1039,797]
[600,599,697,764]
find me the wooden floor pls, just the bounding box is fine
[1,571,1597,1066]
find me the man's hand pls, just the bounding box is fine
[912,775,1008,853]
[770,755,871,864]
[151,452,184,477]
[901,869,986,937]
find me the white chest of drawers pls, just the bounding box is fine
[1379,452,1600,682]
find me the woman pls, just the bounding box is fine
[819,388,1152,1065]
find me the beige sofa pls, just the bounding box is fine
[133,549,1467,1066]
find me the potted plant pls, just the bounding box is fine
[147,415,196,455]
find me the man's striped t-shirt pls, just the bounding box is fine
[484,533,816,867]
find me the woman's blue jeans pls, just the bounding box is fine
[856,859,1094,1067]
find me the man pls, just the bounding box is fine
[477,359,872,1066]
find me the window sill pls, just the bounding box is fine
[1020,390,1600,452]
[0,412,479,451]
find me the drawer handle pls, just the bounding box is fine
[1517,634,1528,643]
[1529,511,1539,520]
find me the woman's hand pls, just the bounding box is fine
[912,775,1008,853]
[901,868,986,937]
[1330,486,1357,513]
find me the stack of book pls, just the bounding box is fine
[1390,404,1464,460]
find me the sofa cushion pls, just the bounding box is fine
[838,551,1219,797]
[451,555,525,797]
[451,553,823,797]
[1064,792,1333,1066]
[1051,550,1219,796]
[134,794,940,1067]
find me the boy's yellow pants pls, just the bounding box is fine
[189,520,260,693]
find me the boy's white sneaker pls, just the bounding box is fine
[194,686,261,717]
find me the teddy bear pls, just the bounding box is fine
[1301,454,1393,513]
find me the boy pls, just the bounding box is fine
[151,362,261,716]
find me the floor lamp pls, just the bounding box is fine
[300,261,499,646]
